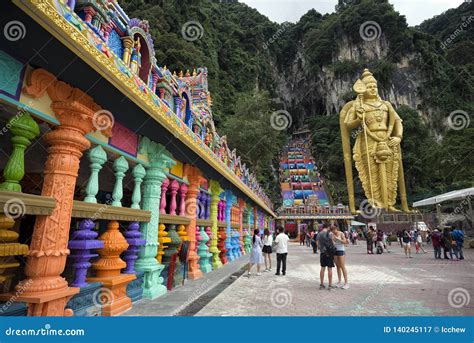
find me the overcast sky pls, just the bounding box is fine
[240,0,464,26]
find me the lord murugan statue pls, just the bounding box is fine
[340,69,409,214]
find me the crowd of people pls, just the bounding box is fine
[244,222,467,290]
[398,226,465,260]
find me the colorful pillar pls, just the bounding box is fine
[238,199,245,255]
[224,190,236,262]
[8,69,97,316]
[135,137,175,299]
[183,165,204,280]
[0,111,37,312]
[209,180,223,269]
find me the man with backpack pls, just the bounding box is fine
[451,226,465,260]
[318,223,336,290]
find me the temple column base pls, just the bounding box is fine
[87,274,135,316]
[0,286,79,316]
[126,271,145,302]
[135,262,167,299]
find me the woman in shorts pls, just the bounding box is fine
[401,229,412,258]
[331,225,349,289]
[262,229,273,272]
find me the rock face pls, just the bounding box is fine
[271,35,424,128]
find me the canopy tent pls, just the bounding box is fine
[350,220,367,226]
[413,187,474,207]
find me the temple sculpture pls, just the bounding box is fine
[340,69,409,214]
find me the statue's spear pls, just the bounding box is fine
[353,79,375,206]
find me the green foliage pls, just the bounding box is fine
[120,0,473,207]
[221,91,286,204]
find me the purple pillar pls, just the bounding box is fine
[68,219,104,287]
[122,222,146,274]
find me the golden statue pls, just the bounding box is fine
[340,69,409,213]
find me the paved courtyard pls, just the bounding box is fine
[195,242,474,316]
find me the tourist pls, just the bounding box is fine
[330,225,349,289]
[366,227,374,254]
[318,223,336,290]
[451,226,465,260]
[431,228,442,259]
[311,230,318,254]
[415,231,427,254]
[352,230,358,245]
[262,229,273,271]
[299,230,305,246]
[274,226,290,276]
[442,228,457,260]
[306,231,311,247]
[401,229,412,258]
[376,229,384,254]
[246,229,264,277]
[397,230,403,247]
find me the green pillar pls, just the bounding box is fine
[131,164,146,209]
[112,156,129,207]
[209,180,223,269]
[0,112,39,192]
[135,137,175,299]
[83,145,107,203]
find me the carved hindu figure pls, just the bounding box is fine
[340,69,409,213]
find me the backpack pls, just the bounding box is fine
[323,231,337,256]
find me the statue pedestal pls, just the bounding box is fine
[66,282,103,316]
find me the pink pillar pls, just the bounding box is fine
[179,183,188,216]
[159,178,169,214]
[169,180,179,215]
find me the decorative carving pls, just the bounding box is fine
[6,77,98,315]
[135,137,175,299]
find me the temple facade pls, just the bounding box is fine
[0,0,274,316]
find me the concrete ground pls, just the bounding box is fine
[195,242,474,316]
[124,255,248,316]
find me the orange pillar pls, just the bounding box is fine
[184,165,204,280]
[7,69,97,315]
